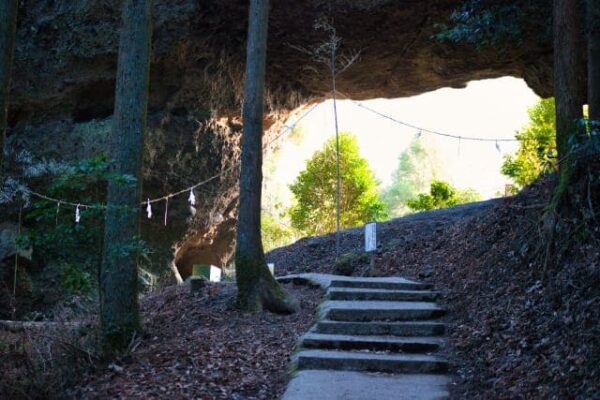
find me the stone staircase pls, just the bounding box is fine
[280,275,450,400]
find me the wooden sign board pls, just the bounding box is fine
[365,222,377,252]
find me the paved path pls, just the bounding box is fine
[278,274,450,400]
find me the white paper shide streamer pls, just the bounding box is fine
[146,199,152,219]
[188,189,196,206]
[164,197,169,226]
[75,204,81,223]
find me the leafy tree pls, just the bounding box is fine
[289,132,387,235]
[0,0,18,177]
[100,0,153,351]
[235,0,298,314]
[382,137,439,216]
[407,180,480,212]
[501,98,557,188]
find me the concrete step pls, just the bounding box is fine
[283,370,451,400]
[295,349,448,374]
[301,332,443,353]
[330,278,432,291]
[328,287,439,302]
[321,300,446,322]
[316,320,446,336]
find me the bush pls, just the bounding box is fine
[407,180,481,211]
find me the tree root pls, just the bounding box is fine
[537,156,600,281]
[235,253,299,314]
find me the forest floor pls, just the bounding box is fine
[2,180,598,399]
[268,180,600,399]
[1,283,322,400]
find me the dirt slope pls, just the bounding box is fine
[268,185,600,399]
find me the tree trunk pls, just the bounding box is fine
[553,0,586,160]
[588,0,600,120]
[541,0,590,275]
[100,0,153,351]
[0,0,18,177]
[235,0,297,314]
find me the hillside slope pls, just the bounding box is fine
[268,184,600,398]
[3,182,596,399]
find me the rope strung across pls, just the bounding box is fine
[15,92,523,218]
[336,91,519,143]
[20,103,322,212]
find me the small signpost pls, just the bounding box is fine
[365,222,377,274]
[365,222,377,252]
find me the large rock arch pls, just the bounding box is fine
[6,0,552,279]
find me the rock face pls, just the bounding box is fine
[5,0,552,279]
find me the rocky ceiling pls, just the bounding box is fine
[6,0,553,279]
[10,0,552,126]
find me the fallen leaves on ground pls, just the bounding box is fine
[69,283,321,400]
[268,181,600,399]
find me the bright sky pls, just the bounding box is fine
[265,77,540,202]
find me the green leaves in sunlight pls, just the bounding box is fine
[288,132,387,236]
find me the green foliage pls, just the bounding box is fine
[434,0,551,49]
[62,263,94,294]
[407,180,481,212]
[289,132,388,235]
[501,98,557,189]
[16,156,154,298]
[20,156,110,288]
[107,236,150,265]
[19,155,155,298]
[382,137,439,217]
[455,187,483,204]
[261,211,297,252]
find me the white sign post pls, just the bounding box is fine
[365,222,377,274]
[365,222,377,252]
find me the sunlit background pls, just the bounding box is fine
[265,77,540,207]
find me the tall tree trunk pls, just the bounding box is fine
[100,0,153,351]
[553,0,586,160]
[588,0,600,120]
[235,0,297,314]
[0,0,18,177]
[541,0,590,275]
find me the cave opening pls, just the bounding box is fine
[173,76,543,279]
[261,76,541,251]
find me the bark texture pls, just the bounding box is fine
[541,0,596,274]
[0,0,17,176]
[100,0,153,351]
[588,0,600,119]
[553,0,586,160]
[235,0,298,314]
